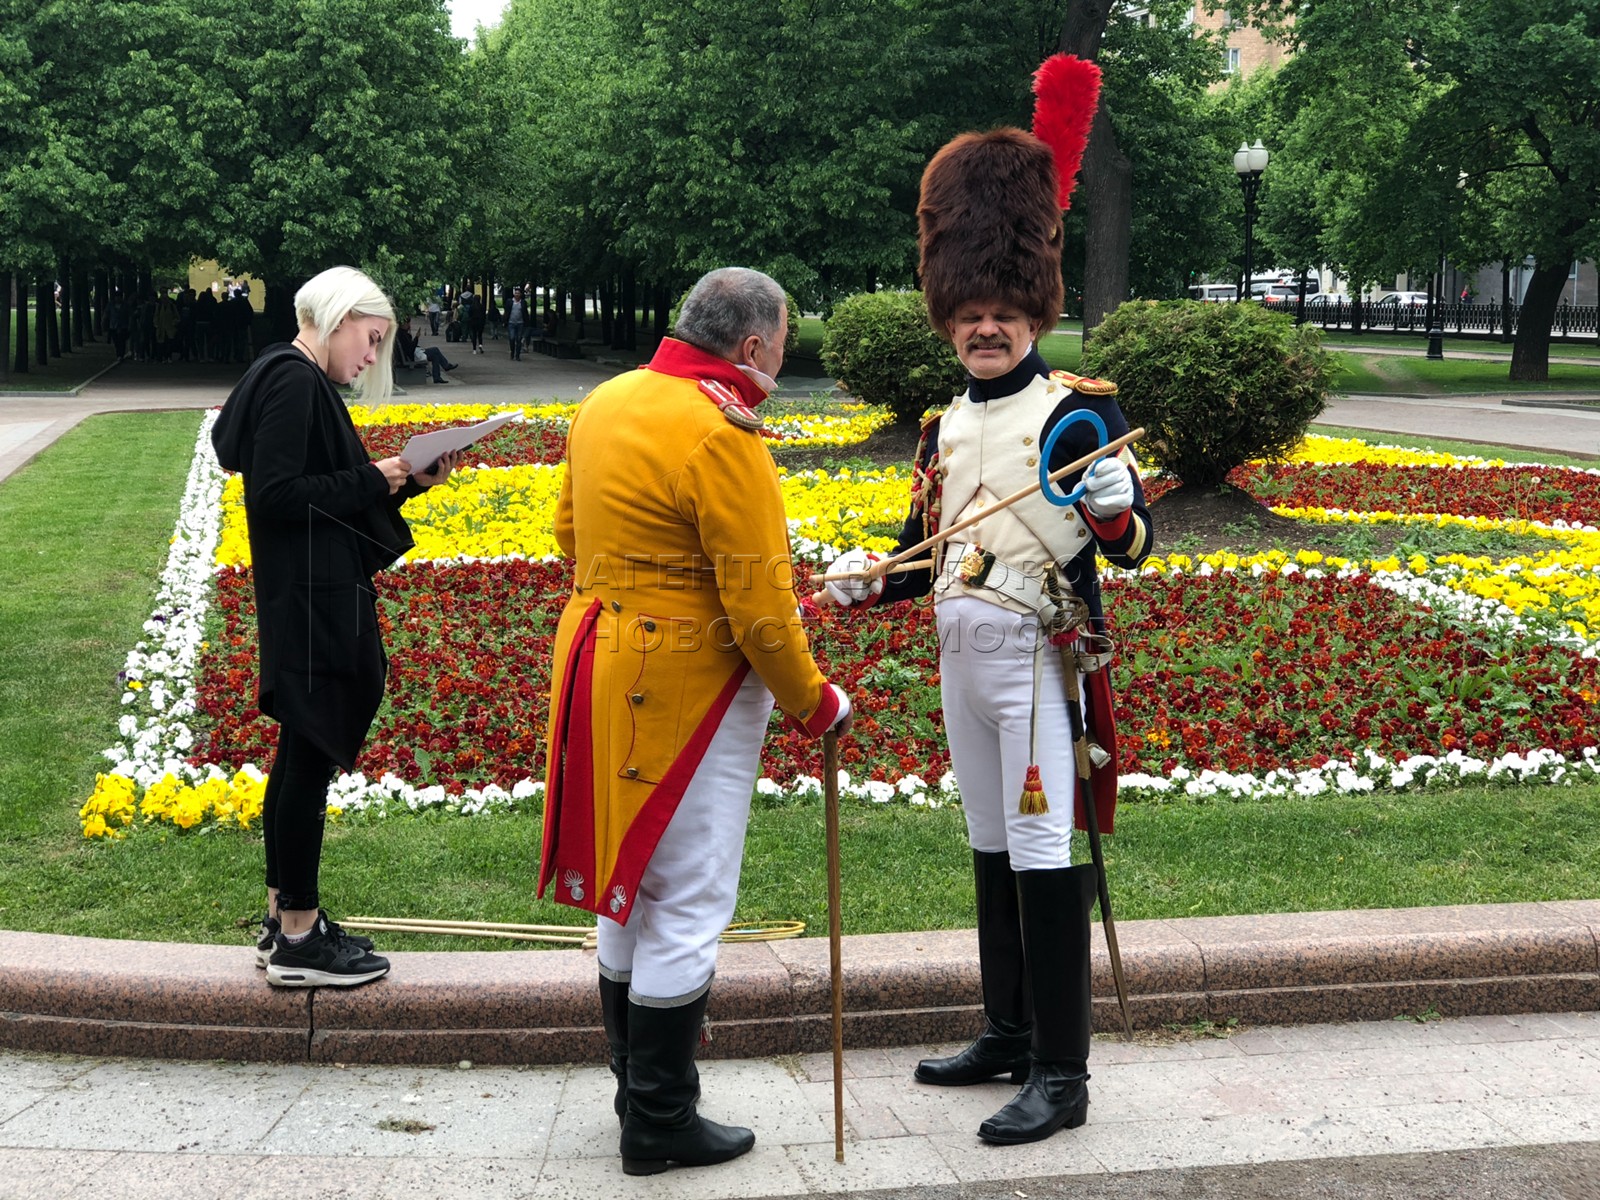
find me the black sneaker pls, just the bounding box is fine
[256,911,371,968]
[267,914,390,988]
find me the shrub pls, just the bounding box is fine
[820,291,966,423]
[1079,300,1334,488]
[669,287,800,354]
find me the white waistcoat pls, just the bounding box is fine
[933,373,1094,614]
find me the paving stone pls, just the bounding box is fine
[0,1147,112,1200]
[787,1134,960,1192]
[0,1059,306,1154]
[532,1144,807,1199]
[257,1063,561,1160]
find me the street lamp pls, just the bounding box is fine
[1233,139,1270,302]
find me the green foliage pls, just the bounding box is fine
[820,291,965,423]
[1081,299,1333,487]
[668,288,801,354]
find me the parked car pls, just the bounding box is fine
[1187,283,1238,303]
[1372,291,1431,310]
[1259,282,1324,306]
[1304,293,1351,312]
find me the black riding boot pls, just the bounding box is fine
[598,971,630,1123]
[978,863,1098,1144]
[917,850,1032,1085]
[620,988,755,1175]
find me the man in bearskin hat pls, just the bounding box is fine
[541,266,852,1174]
[817,56,1154,1144]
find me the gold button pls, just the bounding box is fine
[611,600,622,613]
[631,693,644,704]
[625,767,639,778]
[643,620,656,632]
[1078,527,1088,538]
[1022,436,1033,446]
[1026,456,1038,467]
[1046,383,1058,394]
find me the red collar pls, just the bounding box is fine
[646,338,768,406]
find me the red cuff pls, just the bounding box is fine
[1083,507,1130,541]
[789,682,842,739]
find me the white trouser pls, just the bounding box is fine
[596,670,775,1002]
[936,594,1080,870]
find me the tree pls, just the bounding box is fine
[206,0,467,323]
[1236,0,1600,382]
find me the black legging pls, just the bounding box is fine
[262,725,338,912]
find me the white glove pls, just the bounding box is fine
[824,549,885,607]
[825,684,853,733]
[1082,455,1134,519]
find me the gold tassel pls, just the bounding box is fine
[1019,763,1049,814]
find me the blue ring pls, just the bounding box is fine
[1039,408,1108,507]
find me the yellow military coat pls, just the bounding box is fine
[538,338,840,922]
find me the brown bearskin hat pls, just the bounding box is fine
[917,54,1101,340]
[918,128,1064,338]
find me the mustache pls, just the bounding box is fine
[964,336,1012,352]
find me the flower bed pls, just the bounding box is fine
[81,413,1600,838]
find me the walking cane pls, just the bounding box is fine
[1062,650,1135,1039]
[823,728,846,1163]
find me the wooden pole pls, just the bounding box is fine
[824,728,845,1163]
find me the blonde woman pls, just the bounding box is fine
[212,265,461,987]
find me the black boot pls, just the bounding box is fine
[598,971,630,1124]
[620,988,754,1175]
[978,863,1098,1145]
[916,850,1031,1085]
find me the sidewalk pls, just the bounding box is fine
[1320,391,1600,456]
[0,328,620,487]
[1,1010,1595,1199]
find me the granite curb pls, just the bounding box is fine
[2,899,1595,1066]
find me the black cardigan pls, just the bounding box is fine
[212,344,421,768]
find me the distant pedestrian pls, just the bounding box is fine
[427,294,442,336]
[459,288,482,354]
[106,291,129,361]
[506,286,527,359]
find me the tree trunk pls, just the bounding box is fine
[653,284,670,340]
[1500,263,1513,343]
[1508,261,1568,382]
[74,261,91,345]
[1058,1,1125,338]
[600,278,614,345]
[1077,109,1132,336]
[94,267,109,336]
[57,258,72,353]
[622,267,637,350]
[35,275,50,364]
[14,274,29,373]
[0,271,11,381]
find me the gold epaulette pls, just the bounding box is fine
[1050,369,1118,396]
[919,406,943,431]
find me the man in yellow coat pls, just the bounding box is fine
[540,267,850,1176]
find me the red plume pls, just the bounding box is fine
[1032,53,1102,210]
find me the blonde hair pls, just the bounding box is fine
[294,265,397,402]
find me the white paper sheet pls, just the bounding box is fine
[398,410,522,470]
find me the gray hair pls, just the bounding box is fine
[675,267,785,357]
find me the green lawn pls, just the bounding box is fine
[1,412,1596,949]
[1317,328,1600,361]
[1330,350,1600,395]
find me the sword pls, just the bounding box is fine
[1060,637,1135,1039]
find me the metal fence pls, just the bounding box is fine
[1272,298,1600,342]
